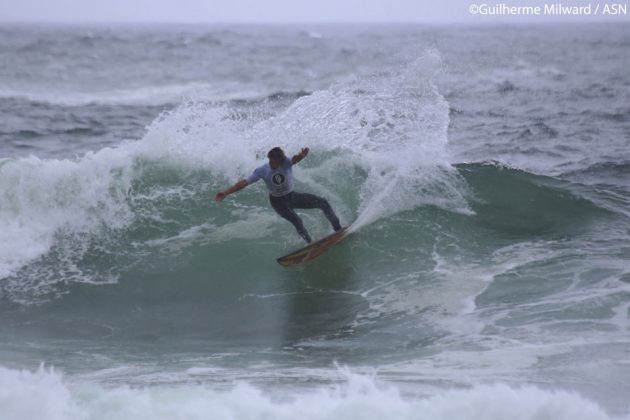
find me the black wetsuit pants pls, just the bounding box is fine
[269,191,341,243]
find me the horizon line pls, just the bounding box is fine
[1,19,627,26]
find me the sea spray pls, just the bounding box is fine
[0,50,471,283]
[247,50,472,228]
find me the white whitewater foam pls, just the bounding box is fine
[0,149,135,280]
[0,102,252,281]
[0,364,622,420]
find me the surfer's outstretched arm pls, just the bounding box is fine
[214,179,248,202]
[291,147,309,165]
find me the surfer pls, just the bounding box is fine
[214,147,342,243]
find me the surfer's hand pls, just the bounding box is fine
[292,148,310,165]
[214,192,226,202]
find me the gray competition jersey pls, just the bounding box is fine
[246,157,294,197]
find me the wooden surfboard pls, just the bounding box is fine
[276,226,351,267]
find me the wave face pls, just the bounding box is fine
[0,50,460,292]
[1,24,630,418]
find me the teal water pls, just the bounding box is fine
[0,24,629,419]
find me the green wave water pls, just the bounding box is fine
[0,42,629,418]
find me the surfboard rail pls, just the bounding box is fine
[276,226,351,267]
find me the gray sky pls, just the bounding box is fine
[0,0,628,23]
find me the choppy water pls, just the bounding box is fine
[1,23,629,419]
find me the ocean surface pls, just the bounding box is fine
[0,23,629,419]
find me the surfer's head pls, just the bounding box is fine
[267,147,285,168]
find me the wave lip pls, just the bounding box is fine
[0,149,135,282]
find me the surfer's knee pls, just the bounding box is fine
[285,212,302,227]
[316,196,331,210]
[319,198,338,219]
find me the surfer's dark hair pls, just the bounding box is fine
[267,147,285,159]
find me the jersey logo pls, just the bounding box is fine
[272,173,285,185]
